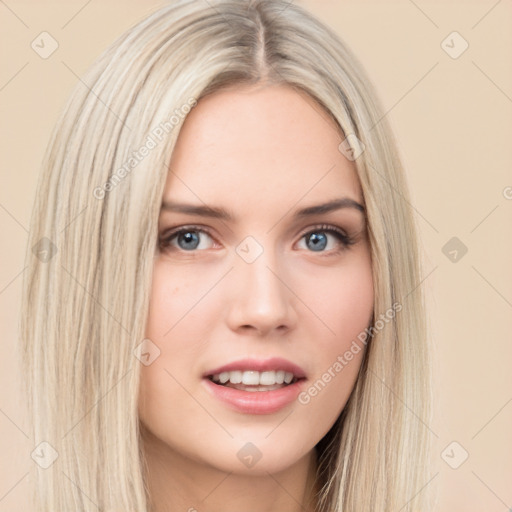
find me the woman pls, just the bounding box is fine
[20,1,433,510]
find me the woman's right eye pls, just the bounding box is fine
[159,226,216,252]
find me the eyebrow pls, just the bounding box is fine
[160,197,365,221]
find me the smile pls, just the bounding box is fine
[209,370,299,390]
[202,358,308,414]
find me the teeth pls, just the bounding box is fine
[260,371,277,385]
[210,370,297,386]
[219,372,230,384]
[242,371,260,385]
[229,371,242,384]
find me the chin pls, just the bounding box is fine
[198,436,313,476]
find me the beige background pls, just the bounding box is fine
[1,0,511,510]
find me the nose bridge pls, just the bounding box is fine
[227,235,295,333]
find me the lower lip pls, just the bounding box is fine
[202,378,306,415]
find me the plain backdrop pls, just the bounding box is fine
[1,1,511,510]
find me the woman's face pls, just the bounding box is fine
[138,84,374,476]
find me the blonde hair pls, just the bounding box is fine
[19,0,433,510]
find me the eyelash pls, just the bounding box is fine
[159,223,356,255]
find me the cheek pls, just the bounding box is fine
[139,263,197,428]
[306,254,374,345]
[296,256,373,420]
[142,258,208,375]
[144,259,212,340]
[145,263,182,338]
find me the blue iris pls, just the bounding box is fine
[306,232,327,251]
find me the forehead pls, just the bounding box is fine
[163,84,362,210]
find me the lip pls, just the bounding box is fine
[202,357,307,379]
[201,357,307,415]
[202,377,306,415]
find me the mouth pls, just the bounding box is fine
[207,370,305,392]
[203,357,307,393]
[202,358,307,414]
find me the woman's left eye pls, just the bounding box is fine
[159,224,355,254]
[160,226,216,252]
[297,224,355,254]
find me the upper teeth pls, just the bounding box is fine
[211,370,296,386]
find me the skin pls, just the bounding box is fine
[138,83,374,512]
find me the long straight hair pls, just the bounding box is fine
[19,1,434,510]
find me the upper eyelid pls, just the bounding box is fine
[160,223,349,236]
[160,224,215,240]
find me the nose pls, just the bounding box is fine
[225,246,298,337]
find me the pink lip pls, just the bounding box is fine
[201,357,307,415]
[203,357,307,379]
[202,378,306,415]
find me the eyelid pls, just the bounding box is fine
[298,223,347,238]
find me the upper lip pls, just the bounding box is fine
[203,357,307,379]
